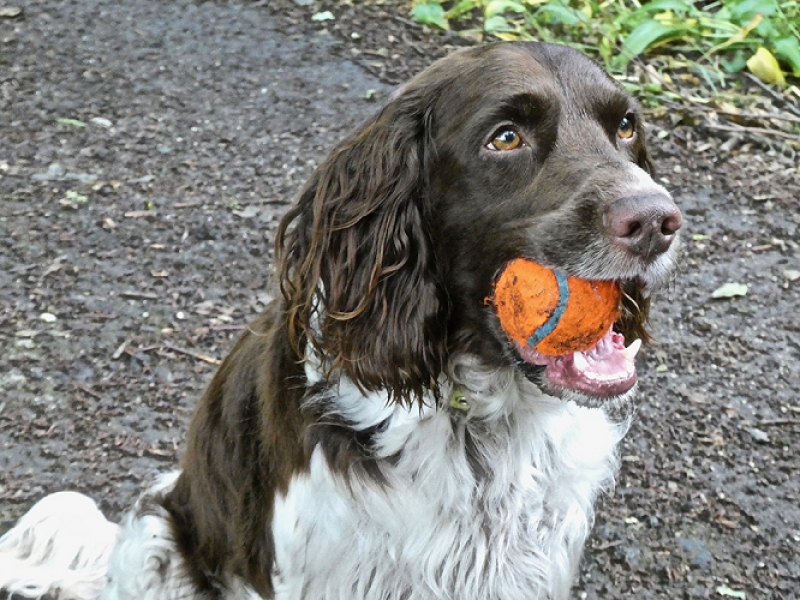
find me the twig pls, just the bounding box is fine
[124,211,158,219]
[76,385,102,399]
[136,345,161,353]
[112,338,132,360]
[758,418,800,426]
[703,123,800,142]
[745,73,800,117]
[595,540,625,551]
[161,342,221,366]
[717,110,800,125]
[120,291,158,300]
[209,324,247,331]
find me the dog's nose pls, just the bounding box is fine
[604,193,682,259]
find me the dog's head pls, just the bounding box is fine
[277,42,682,407]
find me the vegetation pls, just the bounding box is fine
[411,0,800,93]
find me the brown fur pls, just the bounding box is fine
[160,42,678,597]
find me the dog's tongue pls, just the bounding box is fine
[515,327,639,398]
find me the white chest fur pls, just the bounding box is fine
[272,357,629,600]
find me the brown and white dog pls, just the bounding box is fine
[0,42,681,600]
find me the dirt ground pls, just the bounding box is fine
[1,1,799,598]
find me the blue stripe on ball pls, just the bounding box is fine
[526,271,570,349]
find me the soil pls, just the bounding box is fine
[1,1,799,598]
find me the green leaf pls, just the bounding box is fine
[643,0,695,12]
[711,282,748,299]
[412,2,449,30]
[446,0,479,20]
[720,49,749,73]
[620,20,690,57]
[725,0,778,24]
[753,15,779,39]
[56,118,87,128]
[773,35,800,76]
[621,0,695,19]
[716,585,747,600]
[485,0,527,19]
[484,15,514,32]
[536,3,588,25]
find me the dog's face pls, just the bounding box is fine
[278,42,682,407]
[416,43,682,403]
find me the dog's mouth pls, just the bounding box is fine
[503,277,652,407]
[513,326,640,404]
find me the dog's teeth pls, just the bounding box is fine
[572,352,589,372]
[620,338,642,361]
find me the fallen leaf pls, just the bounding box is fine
[311,11,335,21]
[15,330,39,338]
[783,269,800,282]
[67,172,98,183]
[146,447,173,457]
[0,7,22,18]
[716,585,746,599]
[232,206,259,219]
[31,163,66,182]
[128,175,155,184]
[747,48,785,85]
[56,117,87,128]
[65,190,88,203]
[711,282,748,299]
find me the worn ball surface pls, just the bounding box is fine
[491,259,622,356]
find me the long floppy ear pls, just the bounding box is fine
[276,92,448,406]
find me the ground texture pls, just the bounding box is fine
[1,1,799,598]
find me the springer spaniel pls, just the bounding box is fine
[0,42,681,600]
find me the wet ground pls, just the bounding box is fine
[1,1,798,597]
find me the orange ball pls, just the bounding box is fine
[490,259,621,356]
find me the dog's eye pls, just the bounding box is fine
[488,129,522,151]
[618,115,636,140]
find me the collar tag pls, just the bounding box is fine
[449,388,470,412]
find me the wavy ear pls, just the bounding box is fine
[276,93,448,406]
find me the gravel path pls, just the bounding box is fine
[1,1,798,597]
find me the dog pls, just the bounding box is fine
[0,42,681,600]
